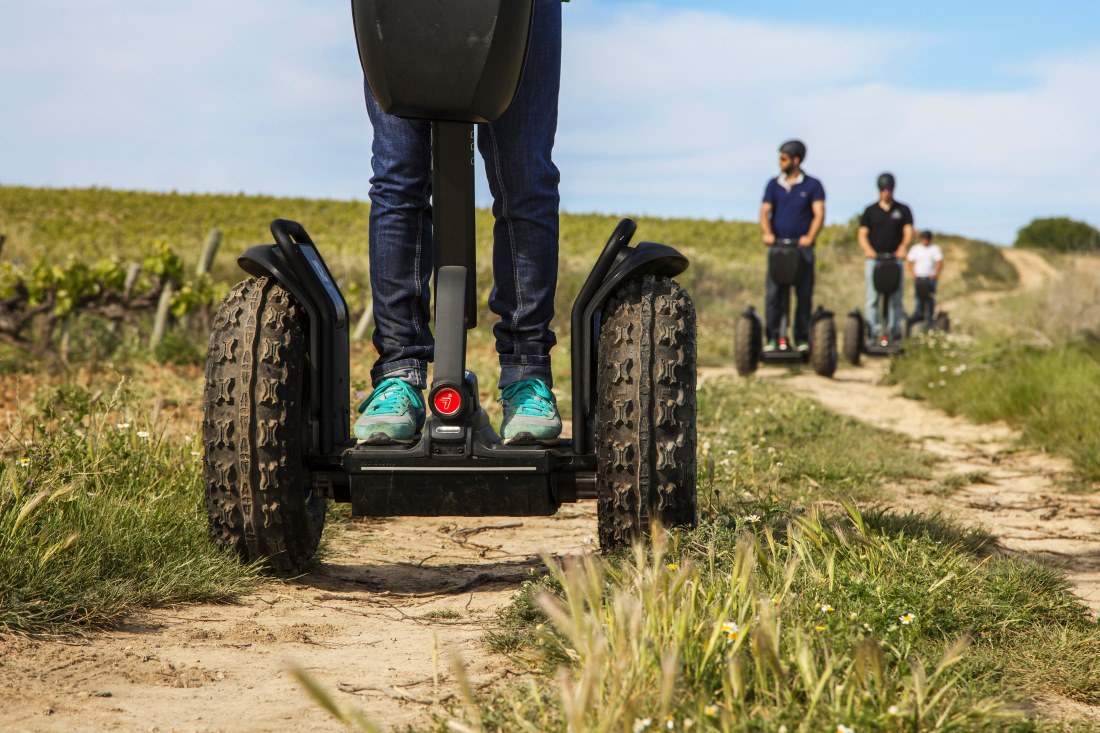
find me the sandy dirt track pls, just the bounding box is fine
[0,508,597,732]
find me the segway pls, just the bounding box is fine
[843,253,903,365]
[734,240,837,378]
[202,0,698,574]
[905,277,950,337]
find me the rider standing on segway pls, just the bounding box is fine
[758,140,825,353]
[355,0,564,445]
[906,230,944,328]
[858,172,913,346]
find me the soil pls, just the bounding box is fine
[2,247,1098,731]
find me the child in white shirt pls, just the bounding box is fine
[906,230,944,327]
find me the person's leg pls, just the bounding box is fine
[793,247,815,345]
[889,269,905,341]
[764,266,781,345]
[356,83,433,441]
[864,259,881,337]
[478,0,561,391]
[911,281,925,323]
[927,281,937,327]
[364,81,434,390]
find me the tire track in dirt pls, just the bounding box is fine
[0,508,598,732]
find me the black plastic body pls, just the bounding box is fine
[352,0,534,123]
[768,241,802,286]
[239,221,351,456]
[236,214,688,516]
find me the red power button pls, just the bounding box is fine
[432,387,463,417]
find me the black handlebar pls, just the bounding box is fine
[271,219,315,248]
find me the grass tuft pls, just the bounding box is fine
[0,383,261,634]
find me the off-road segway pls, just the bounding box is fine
[843,253,903,365]
[905,277,950,338]
[202,0,698,574]
[734,240,837,378]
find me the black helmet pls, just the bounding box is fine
[920,230,933,240]
[877,172,896,191]
[779,139,806,161]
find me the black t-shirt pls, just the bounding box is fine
[859,201,914,253]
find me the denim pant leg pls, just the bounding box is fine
[364,85,434,389]
[864,259,882,336]
[763,266,786,342]
[888,270,905,340]
[793,247,815,343]
[477,0,562,389]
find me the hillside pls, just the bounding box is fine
[0,185,1016,366]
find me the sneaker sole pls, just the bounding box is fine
[503,432,561,446]
[355,432,419,446]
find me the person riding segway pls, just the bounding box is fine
[734,140,837,377]
[906,230,947,336]
[843,172,913,363]
[202,0,699,573]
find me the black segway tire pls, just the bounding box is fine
[595,275,697,551]
[203,277,326,575]
[843,314,862,366]
[733,314,760,376]
[935,312,951,333]
[811,316,838,378]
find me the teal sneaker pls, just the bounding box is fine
[354,378,425,443]
[500,378,562,445]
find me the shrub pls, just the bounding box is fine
[1015,217,1100,253]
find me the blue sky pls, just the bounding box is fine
[2,1,1098,244]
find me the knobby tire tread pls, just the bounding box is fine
[203,277,325,575]
[596,275,697,551]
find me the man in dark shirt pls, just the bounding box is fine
[858,172,913,344]
[758,139,826,352]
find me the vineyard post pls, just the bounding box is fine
[197,228,222,275]
[353,300,374,341]
[150,282,175,350]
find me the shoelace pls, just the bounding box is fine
[362,379,417,415]
[501,380,556,417]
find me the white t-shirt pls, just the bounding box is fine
[907,243,944,278]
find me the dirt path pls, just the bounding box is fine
[787,361,1100,616]
[0,509,597,732]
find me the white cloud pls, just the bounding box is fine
[1,2,1097,244]
[556,5,1100,242]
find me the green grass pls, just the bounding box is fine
[888,333,1100,483]
[313,508,1097,732]
[0,383,261,634]
[696,376,932,506]
[0,185,1015,370]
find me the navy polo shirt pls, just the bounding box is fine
[762,173,825,240]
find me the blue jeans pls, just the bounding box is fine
[365,0,562,390]
[865,259,904,340]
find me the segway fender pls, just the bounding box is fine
[239,245,312,309]
[236,232,352,457]
[573,238,689,454]
[742,304,763,325]
[810,305,834,323]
